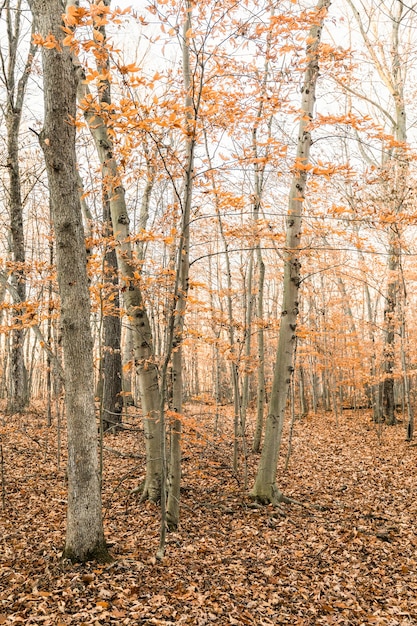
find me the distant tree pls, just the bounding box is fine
[1,0,35,413]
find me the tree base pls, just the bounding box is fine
[62,541,113,564]
[131,478,161,503]
[250,483,308,509]
[250,482,284,505]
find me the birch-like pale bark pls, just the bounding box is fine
[251,0,330,504]
[75,28,162,501]
[29,0,109,562]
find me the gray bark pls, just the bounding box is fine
[2,0,34,413]
[347,0,408,425]
[29,0,109,562]
[252,254,266,452]
[101,195,123,432]
[203,130,241,470]
[167,0,196,528]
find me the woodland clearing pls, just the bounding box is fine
[0,405,416,625]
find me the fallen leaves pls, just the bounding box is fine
[1,405,417,624]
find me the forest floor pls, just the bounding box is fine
[0,403,417,625]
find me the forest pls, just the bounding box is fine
[1,0,417,624]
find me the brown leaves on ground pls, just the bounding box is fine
[1,404,417,625]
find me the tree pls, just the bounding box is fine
[165,0,197,530]
[1,0,35,413]
[344,0,412,424]
[69,2,163,501]
[29,0,110,562]
[251,0,331,504]
[91,0,123,433]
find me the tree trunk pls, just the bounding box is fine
[347,0,408,426]
[101,197,123,433]
[3,0,34,413]
[29,0,109,563]
[167,0,196,528]
[251,0,330,504]
[91,15,123,434]
[250,9,274,453]
[101,264,123,431]
[299,366,309,418]
[203,131,242,469]
[241,251,254,431]
[253,253,266,452]
[382,245,398,425]
[75,16,162,501]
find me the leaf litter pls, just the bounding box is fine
[1,404,417,625]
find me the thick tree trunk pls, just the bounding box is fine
[29,0,109,563]
[251,0,330,504]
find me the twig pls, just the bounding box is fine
[103,446,143,459]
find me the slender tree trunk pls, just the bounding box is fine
[167,0,197,528]
[382,242,399,425]
[3,1,35,413]
[250,9,274,453]
[101,196,123,432]
[122,320,134,406]
[29,0,109,562]
[253,253,266,452]
[75,16,161,501]
[347,0,408,425]
[251,0,330,504]
[90,15,123,434]
[398,266,414,439]
[241,251,254,430]
[203,131,241,469]
[299,366,309,417]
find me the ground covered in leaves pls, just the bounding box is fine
[1,403,417,625]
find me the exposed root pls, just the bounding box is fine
[130,479,160,503]
[251,483,312,510]
[276,491,311,510]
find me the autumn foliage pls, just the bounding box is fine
[1,0,417,621]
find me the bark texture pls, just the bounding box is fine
[4,0,34,413]
[167,0,196,528]
[101,196,123,432]
[29,0,109,562]
[77,55,161,503]
[251,0,330,504]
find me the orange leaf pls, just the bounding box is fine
[96,600,109,609]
